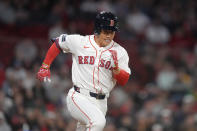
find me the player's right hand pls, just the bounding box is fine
[36,63,51,82]
[109,50,118,70]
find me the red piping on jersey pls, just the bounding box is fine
[89,35,98,93]
[97,42,114,93]
[71,91,92,131]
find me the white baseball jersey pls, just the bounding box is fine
[57,34,131,95]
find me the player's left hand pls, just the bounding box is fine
[109,50,119,71]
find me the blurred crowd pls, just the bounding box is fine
[0,0,197,131]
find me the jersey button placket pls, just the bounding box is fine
[93,48,100,93]
[94,49,102,66]
[94,58,99,66]
[97,49,103,93]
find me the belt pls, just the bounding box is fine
[74,85,106,100]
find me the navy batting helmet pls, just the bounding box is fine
[94,11,119,34]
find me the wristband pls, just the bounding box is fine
[113,69,130,86]
[41,62,50,69]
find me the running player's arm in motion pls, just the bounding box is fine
[110,48,130,86]
[36,34,81,82]
[36,41,60,82]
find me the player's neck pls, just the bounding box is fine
[94,35,102,47]
[94,35,109,47]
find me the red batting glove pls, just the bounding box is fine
[109,50,130,85]
[109,50,118,70]
[36,63,51,82]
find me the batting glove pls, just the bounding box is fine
[109,50,118,70]
[36,63,51,82]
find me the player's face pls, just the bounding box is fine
[96,30,115,47]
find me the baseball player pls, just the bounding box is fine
[37,11,131,131]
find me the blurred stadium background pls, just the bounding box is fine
[0,0,197,131]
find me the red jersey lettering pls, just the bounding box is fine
[78,56,83,64]
[89,56,95,65]
[105,61,111,69]
[84,56,89,64]
[109,66,113,70]
[100,59,105,67]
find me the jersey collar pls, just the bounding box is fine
[89,35,114,50]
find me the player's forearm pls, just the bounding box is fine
[43,42,60,67]
[113,67,130,86]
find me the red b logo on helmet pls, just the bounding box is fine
[110,20,114,26]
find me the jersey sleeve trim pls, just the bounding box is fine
[51,38,63,52]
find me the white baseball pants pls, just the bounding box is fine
[66,88,107,131]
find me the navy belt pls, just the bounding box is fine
[74,86,105,100]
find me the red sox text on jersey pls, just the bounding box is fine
[78,56,113,70]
